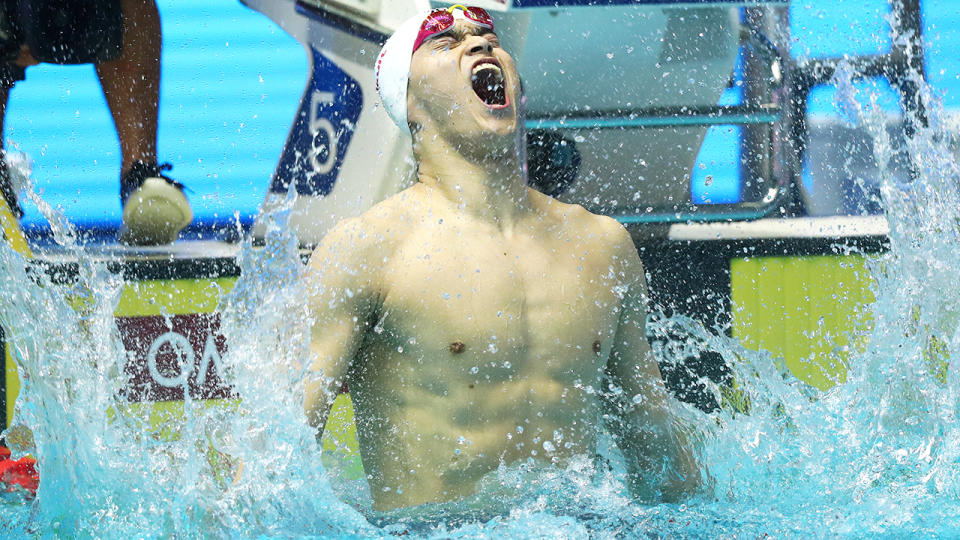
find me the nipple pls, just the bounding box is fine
[450,341,466,354]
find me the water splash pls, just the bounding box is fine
[0,185,372,538]
[2,63,960,537]
[658,65,960,536]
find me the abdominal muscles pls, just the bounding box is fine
[348,312,612,510]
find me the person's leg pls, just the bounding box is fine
[94,0,160,176]
[96,0,191,245]
[0,79,14,215]
[0,59,27,218]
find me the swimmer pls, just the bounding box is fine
[303,5,699,512]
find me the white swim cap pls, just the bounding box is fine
[375,11,430,136]
[375,7,490,135]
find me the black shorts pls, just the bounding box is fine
[0,0,122,71]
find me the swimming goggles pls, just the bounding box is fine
[412,5,495,53]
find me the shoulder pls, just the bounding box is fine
[306,187,425,277]
[316,187,428,251]
[529,188,637,258]
[529,189,645,295]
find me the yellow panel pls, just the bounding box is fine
[321,393,364,479]
[5,344,16,429]
[2,196,30,426]
[115,394,363,482]
[115,278,236,317]
[112,396,356,445]
[3,272,363,487]
[731,255,875,390]
[4,272,364,472]
[0,197,31,258]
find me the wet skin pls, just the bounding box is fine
[304,20,696,511]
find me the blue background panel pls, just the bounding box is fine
[789,0,893,60]
[923,0,960,109]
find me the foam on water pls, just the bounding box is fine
[1,64,960,537]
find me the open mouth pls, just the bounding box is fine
[470,59,508,109]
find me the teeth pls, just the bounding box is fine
[472,64,502,77]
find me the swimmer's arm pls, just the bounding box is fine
[602,235,700,502]
[302,219,379,437]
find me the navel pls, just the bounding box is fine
[450,341,466,354]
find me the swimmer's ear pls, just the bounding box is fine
[406,91,428,136]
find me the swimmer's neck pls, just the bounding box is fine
[414,140,529,227]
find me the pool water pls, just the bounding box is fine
[2,65,960,538]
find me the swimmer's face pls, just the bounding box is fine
[407,20,521,144]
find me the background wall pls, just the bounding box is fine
[5,0,958,237]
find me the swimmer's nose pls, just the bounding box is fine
[464,35,494,56]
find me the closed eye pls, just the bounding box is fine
[483,33,501,48]
[429,35,456,50]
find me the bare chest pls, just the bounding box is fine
[371,226,622,383]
